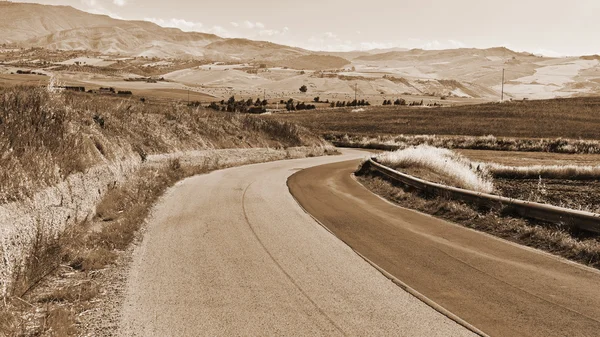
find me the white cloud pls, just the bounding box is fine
[206,25,230,37]
[241,21,266,30]
[258,26,289,37]
[230,22,239,27]
[530,49,564,57]
[85,7,123,19]
[145,17,203,32]
[113,0,126,6]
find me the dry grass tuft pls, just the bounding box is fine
[376,145,494,193]
[38,282,98,303]
[44,307,77,336]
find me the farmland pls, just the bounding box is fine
[268,97,600,139]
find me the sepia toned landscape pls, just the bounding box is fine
[1,0,600,336]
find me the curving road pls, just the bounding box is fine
[118,150,474,336]
[288,159,600,337]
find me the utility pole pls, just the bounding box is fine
[501,68,505,101]
[354,83,357,102]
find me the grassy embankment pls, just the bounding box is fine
[0,85,333,335]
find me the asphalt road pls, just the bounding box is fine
[288,159,600,337]
[118,150,474,336]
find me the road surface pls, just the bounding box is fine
[119,150,474,336]
[288,159,600,337]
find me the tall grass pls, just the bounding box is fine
[376,145,495,193]
[0,86,324,204]
[484,163,600,180]
[328,133,600,155]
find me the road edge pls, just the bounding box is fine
[286,170,490,337]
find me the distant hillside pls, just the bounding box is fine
[203,39,308,61]
[271,55,351,70]
[0,2,309,60]
[356,47,526,62]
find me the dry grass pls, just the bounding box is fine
[485,163,600,180]
[375,145,494,193]
[328,133,600,155]
[268,96,600,139]
[0,85,324,203]
[357,173,600,269]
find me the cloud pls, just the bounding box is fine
[230,22,239,27]
[258,26,289,37]
[206,25,230,37]
[81,0,126,8]
[145,17,203,32]
[84,7,123,19]
[242,21,265,30]
[80,0,125,18]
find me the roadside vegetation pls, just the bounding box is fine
[327,133,600,155]
[0,84,333,336]
[363,146,600,268]
[373,146,600,212]
[485,163,600,180]
[376,145,494,193]
[0,85,324,203]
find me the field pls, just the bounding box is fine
[268,97,600,139]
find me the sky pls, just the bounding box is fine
[14,0,600,56]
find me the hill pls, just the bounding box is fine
[0,2,310,60]
[271,55,351,70]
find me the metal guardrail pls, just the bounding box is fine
[365,158,600,234]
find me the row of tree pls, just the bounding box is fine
[330,99,371,108]
[203,96,268,113]
[382,98,407,106]
[284,99,316,111]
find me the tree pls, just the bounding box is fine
[299,85,308,93]
[314,97,320,103]
[394,98,406,106]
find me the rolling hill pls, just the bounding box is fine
[0,2,310,60]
